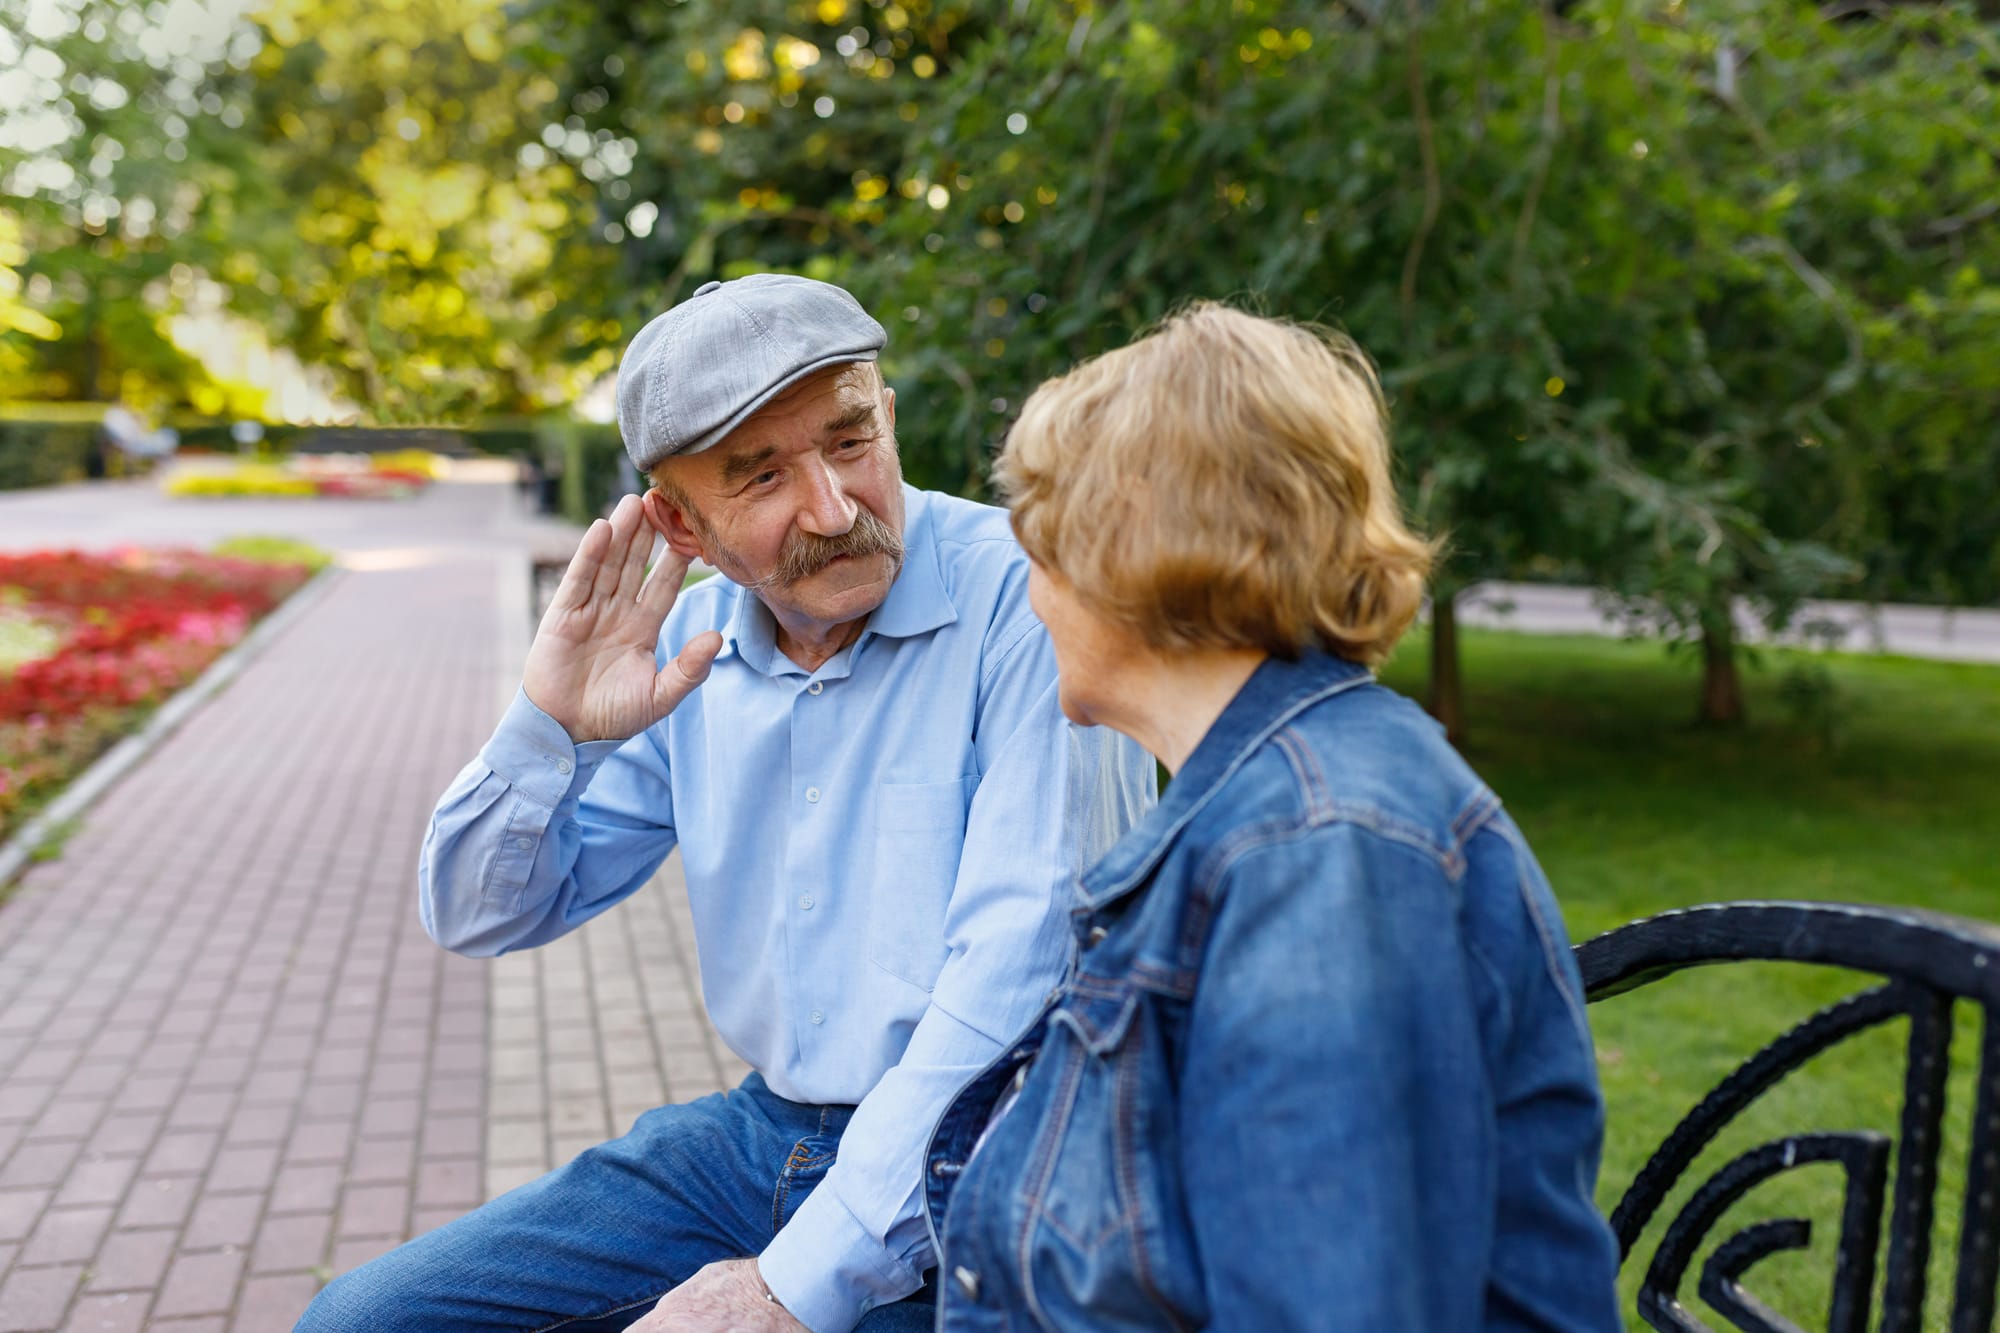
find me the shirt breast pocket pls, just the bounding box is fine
[868,776,974,991]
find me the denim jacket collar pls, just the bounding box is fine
[1076,651,1374,911]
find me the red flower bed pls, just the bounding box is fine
[0,548,316,839]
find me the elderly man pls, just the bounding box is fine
[294,274,1154,1333]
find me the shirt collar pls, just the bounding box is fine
[718,483,957,677]
[1077,651,1375,911]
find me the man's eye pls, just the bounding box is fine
[753,471,781,486]
[834,439,864,453]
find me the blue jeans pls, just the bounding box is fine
[296,1073,938,1332]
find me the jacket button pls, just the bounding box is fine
[952,1265,981,1302]
[1086,926,1109,946]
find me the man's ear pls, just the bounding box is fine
[642,488,706,562]
[882,384,896,429]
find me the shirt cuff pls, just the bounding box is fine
[478,687,624,809]
[759,1184,925,1333]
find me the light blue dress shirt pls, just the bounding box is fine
[418,485,1156,1333]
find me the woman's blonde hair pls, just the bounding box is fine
[996,303,1434,666]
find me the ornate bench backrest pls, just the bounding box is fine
[1575,900,2000,1333]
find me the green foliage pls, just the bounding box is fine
[519,0,990,343]
[0,0,261,412]
[227,0,615,421]
[807,0,1997,720]
[0,412,99,490]
[9,0,1999,719]
[210,535,334,572]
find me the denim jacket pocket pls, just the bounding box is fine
[870,777,973,990]
[1026,978,1149,1259]
[1048,978,1139,1056]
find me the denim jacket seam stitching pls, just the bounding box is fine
[1462,929,1516,1045]
[1111,1019,1190,1328]
[1319,800,1456,873]
[1446,787,1504,875]
[1193,813,1314,900]
[1015,1043,1089,1329]
[1498,825,1596,1051]
[1270,727,1332,821]
[1071,965,1192,1003]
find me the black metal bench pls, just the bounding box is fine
[1577,901,2000,1333]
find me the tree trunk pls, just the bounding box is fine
[1698,616,1746,726]
[1428,590,1466,746]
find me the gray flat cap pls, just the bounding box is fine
[615,273,887,471]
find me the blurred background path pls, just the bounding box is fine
[0,471,745,1333]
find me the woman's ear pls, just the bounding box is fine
[642,488,706,562]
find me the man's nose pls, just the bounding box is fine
[796,455,858,536]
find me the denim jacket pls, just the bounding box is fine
[923,651,1622,1331]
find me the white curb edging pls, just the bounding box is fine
[0,564,343,891]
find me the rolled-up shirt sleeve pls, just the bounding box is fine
[418,687,677,957]
[758,618,1154,1333]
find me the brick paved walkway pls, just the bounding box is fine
[0,477,742,1331]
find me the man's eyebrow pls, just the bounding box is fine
[823,402,878,436]
[718,446,778,486]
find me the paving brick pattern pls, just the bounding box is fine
[0,479,744,1330]
[0,539,497,1329]
[483,865,751,1203]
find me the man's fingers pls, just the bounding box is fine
[588,495,642,606]
[547,518,610,615]
[611,499,653,606]
[654,630,723,714]
[639,547,694,619]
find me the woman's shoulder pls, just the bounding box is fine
[1195,679,1499,873]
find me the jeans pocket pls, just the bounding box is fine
[868,777,974,991]
[772,1130,841,1233]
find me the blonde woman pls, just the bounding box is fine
[919,306,1622,1330]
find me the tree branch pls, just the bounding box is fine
[1511,2,1563,279]
[1399,0,1442,329]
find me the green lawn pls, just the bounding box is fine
[1376,630,2000,1332]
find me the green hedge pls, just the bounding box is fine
[534,417,632,525]
[170,422,309,457]
[0,411,101,490]
[460,418,541,458]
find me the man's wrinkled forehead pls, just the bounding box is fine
[652,364,889,500]
[719,364,882,458]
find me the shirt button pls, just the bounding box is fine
[515,837,532,850]
[799,895,815,910]
[555,757,572,774]
[805,786,821,803]
[809,1009,825,1025]
[952,1266,981,1302]
[807,681,823,695]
